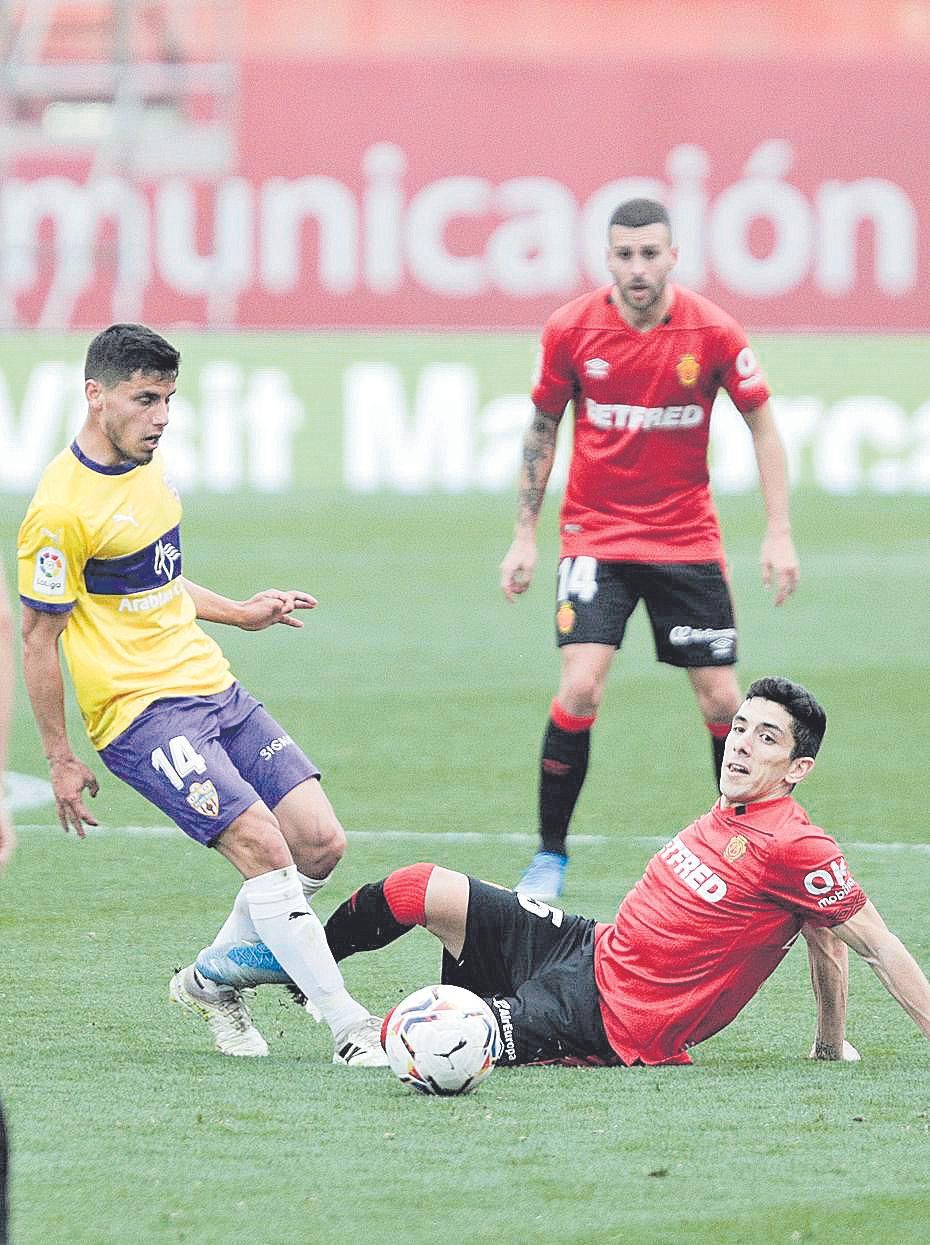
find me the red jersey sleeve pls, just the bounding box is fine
[531,314,578,416]
[714,318,771,415]
[763,830,867,927]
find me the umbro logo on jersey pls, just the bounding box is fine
[584,357,610,379]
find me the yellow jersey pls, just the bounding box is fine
[17,442,233,749]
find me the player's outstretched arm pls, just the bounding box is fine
[742,400,800,607]
[500,406,561,601]
[21,605,99,837]
[833,900,930,1045]
[801,923,859,1060]
[183,579,317,630]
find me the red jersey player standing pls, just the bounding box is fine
[319,677,930,1067]
[499,197,799,900]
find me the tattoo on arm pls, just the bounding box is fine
[518,408,560,525]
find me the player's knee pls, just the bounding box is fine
[557,679,604,717]
[315,811,346,860]
[216,808,293,875]
[310,816,346,875]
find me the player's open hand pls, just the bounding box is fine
[500,538,538,602]
[49,756,100,838]
[238,589,318,630]
[760,530,800,606]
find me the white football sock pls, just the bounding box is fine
[297,870,331,904]
[243,866,368,1040]
[209,883,258,948]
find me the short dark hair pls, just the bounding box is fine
[608,198,671,234]
[744,676,827,759]
[85,323,180,386]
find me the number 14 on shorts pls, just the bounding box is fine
[151,734,207,790]
[557,556,598,603]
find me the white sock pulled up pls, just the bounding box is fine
[243,865,368,1041]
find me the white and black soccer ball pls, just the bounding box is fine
[382,984,503,1095]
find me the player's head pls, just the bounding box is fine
[608,198,672,238]
[606,199,677,320]
[85,323,180,387]
[720,677,826,805]
[743,677,827,760]
[84,325,180,466]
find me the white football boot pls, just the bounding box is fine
[332,1015,389,1067]
[169,964,269,1057]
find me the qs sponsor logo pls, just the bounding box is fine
[556,601,576,634]
[723,834,748,863]
[186,780,220,818]
[676,353,700,387]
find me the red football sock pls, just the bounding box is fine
[383,863,435,926]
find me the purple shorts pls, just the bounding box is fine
[99,682,320,846]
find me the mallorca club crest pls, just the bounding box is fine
[675,353,700,387]
[186,780,220,817]
[723,834,748,864]
[556,601,576,634]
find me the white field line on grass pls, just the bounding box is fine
[11,821,930,854]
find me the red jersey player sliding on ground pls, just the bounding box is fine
[500,197,799,901]
[317,677,930,1067]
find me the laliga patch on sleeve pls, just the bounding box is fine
[33,545,67,595]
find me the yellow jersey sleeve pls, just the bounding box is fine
[17,501,88,613]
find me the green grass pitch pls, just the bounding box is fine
[2,489,930,1244]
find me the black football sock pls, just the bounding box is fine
[708,723,729,791]
[323,881,412,962]
[538,703,595,855]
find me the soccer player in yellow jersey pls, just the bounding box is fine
[17,324,386,1065]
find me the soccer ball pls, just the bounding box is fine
[381,984,503,1095]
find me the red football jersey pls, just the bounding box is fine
[532,284,771,562]
[593,796,866,1066]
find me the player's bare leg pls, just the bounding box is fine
[194,778,348,994]
[517,642,614,900]
[687,665,742,789]
[422,866,470,958]
[274,777,346,885]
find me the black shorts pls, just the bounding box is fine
[554,557,737,667]
[440,879,621,1067]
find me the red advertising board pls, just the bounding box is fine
[4,57,927,329]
